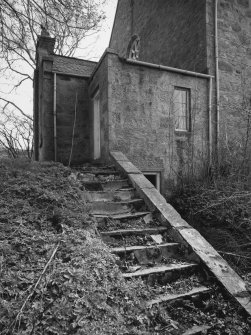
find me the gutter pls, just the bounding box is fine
[53,73,57,161]
[125,58,214,79]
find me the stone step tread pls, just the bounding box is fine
[100,227,168,236]
[87,188,135,194]
[93,211,152,220]
[147,286,211,307]
[92,210,131,216]
[122,263,197,278]
[182,325,212,335]
[80,170,120,175]
[92,198,143,205]
[83,178,128,184]
[111,242,179,254]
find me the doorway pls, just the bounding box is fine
[93,91,101,160]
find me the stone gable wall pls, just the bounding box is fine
[110,0,207,73]
[216,0,251,147]
[109,0,132,58]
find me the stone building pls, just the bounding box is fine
[34,0,251,192]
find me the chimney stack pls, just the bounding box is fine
[36,27,55,56]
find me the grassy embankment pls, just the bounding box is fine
[0,159,147,335]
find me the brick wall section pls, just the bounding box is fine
[107,54,209,189]
[110,0,207,73]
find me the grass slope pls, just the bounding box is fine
[0,159,146,335]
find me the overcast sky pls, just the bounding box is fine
[77,0,118,61]
[0,0,118,117]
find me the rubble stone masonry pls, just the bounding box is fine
[110,0,251,156]
[216,0,251,146]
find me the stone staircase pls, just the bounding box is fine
[74,162,250,334]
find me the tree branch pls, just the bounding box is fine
[0,98,33,121]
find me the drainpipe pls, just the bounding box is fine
[53,73,57,161]
[215,0,220,161]
[209,77,213,166]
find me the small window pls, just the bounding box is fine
[173,87,191,131]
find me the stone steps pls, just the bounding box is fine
[100,226,168,236]
[79,169,120,175]
[112,243,181,266]
[146,286,212,307]
[122,263,197,279]
[85,188,136,202]
[182,325,212,335]
[91,198,144,215]
[83,179,129,191]
[93,211,152,221]
[75,164,250,334]
[111,242,179,254]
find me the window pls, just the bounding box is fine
[173,87,191,131]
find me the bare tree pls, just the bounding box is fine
[0,1,106,103]
[0,106,33,158]
[0,0,107,156]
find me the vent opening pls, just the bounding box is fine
[143,172,160,191]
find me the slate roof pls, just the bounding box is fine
[53,55,97,77]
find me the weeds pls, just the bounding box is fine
[170,171,251,275]
[0,158,147,335]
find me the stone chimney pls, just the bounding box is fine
[36,27,55,56]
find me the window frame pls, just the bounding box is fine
[173,87,191,132]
